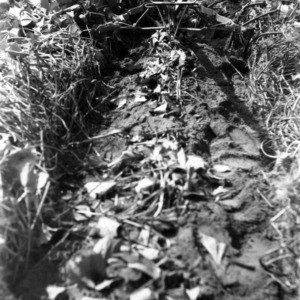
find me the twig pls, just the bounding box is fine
[69,129,124,145]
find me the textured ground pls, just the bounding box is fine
[14,32,284,300]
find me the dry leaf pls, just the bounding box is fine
[136,245,160,260]
[219,198,242,210]
[153,84,161,93]
[134,93,147,103]
[46,286,66,300]
[96,216,121,238]
[84,181,116,199]
[74,205,93,221]
[178,49,186,68]
[212,186,229,197]
[95,278,116,291]
[213,164,232,173]
[186,155,207,170]
[36,171,49,191]
[128,261,161,279]
[138,228,151,246]
[178,149,207,171]
[185,286,201,300]
[130,288,154,300]
[93,236,122,260]
[20,11,37,27]
[117,97,127,108]
[162,139,179,150]
[38,224,53,245]
[135,177,156,194]
[154,102,167,113]
[199,232,226,265]
[177,148,187,167]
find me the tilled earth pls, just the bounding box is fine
[15,33,284,300]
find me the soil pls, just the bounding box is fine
[13,30,287,300]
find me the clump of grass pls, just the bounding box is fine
[248,33,300,152]
[0,28,108,294]
[248,21,300,293]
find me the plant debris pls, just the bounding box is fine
[1,0,300,299]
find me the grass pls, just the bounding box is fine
[247,15,300,293]
[0,26,108,296]
[1,0,300,298]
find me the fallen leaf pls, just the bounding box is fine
[212,186,229,196]
[185,286,201,300]
[219,198,242,210]
[96,216,121,238]
[177,148,187,167]
[198,232,226,265]
[93,236,122,260]
[74,205,93,221]
[46,286,66,300]
[84,181,116,199]
[130,288,154,300]
[20,11,36,27]
[186,155,207,170]
[38,224,53,245]
[178,49,186,67]
[154,102,167,113]
[128,261,161,279]
[95,278,117,291]
[134,93,147,103]
[117,97,127,108]
[135,177,156,194]
[213,164,232,173]
[36,171,49,191]
[136,245,160,260]
[153,84,161,93]
[138,228,151,246]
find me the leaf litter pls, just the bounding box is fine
[1,0,300,299]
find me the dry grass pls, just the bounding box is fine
[0,28,107,295]
[1,0,300,298]
[248,18,300,293]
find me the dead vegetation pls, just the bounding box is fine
[1,0,300,299]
